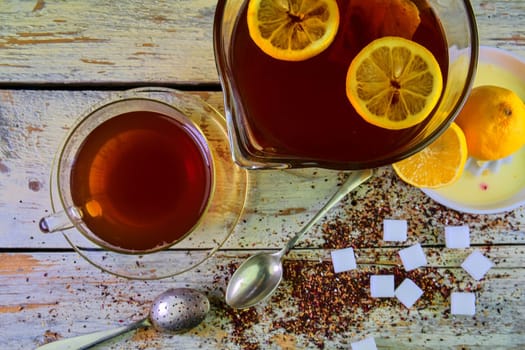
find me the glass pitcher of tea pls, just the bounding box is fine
[214,0,478,170]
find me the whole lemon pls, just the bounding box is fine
[455,85,525,160]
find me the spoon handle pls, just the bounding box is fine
[35,318,150,350]
[282,169,373,256]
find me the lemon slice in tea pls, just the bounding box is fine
[247,0,340,61]
[392,122,468,188]
[346,36,443,130]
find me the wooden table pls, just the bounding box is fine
[1,1,524,349]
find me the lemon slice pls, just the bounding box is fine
[247,0,340,61]
[346,36,443,130]
[392,122,468,188]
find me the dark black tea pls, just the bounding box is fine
[70,111,213,252]
[229,0,449,167]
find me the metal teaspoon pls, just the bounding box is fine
[225,169,373,309]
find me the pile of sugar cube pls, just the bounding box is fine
[330,220,495,350]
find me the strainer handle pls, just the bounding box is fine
[35,318,149,350]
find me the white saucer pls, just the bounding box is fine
[422,46,525,215]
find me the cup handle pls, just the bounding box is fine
[39,206,83,233]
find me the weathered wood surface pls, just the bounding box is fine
[0,0,524,349]
[1,249,524,349]
[0,0,524,85]
[1,89,524,349]
[2,90,524,250]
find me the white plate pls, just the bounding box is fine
[422,46,525,215]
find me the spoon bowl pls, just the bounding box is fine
[225,169,373,309]
[36,288,209,349]
[226,251,284,309]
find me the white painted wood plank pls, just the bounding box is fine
[0,0,219,84]
[0,0,524,84]
[1,89,525,250]
[0,250,523,349]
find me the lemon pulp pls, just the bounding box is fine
[393,122,468,188]
[247,0,340,61]
[346,36,443,130]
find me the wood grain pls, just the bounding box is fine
[0,249,523,349]
[0,0,523,85]
[1,90,525,250]
[0,89,524,349]
[0,0,219,85]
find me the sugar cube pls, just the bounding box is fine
[461,250,493,281]
[398,243,427,271]
[351,336,377,350]
[395,278,424,308]
[445,225,470,248]
[383,219,408,242]
[451,292,476,315]
[370,275,395,298]
[331,247,357,273]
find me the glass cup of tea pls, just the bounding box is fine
[213,0,479,170]
[40,97,215,253]
[39,88,248,279]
